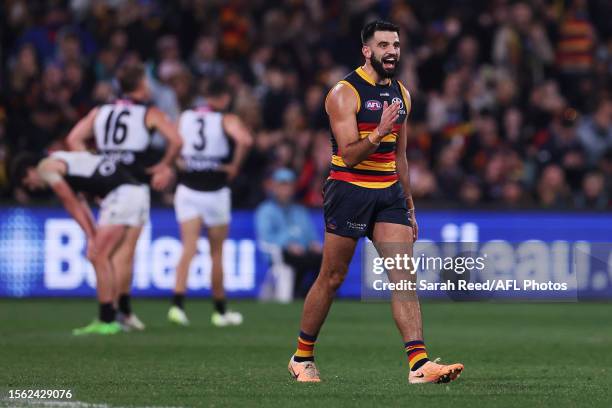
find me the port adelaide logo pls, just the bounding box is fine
[392,97,404,110]
[365,100,382,111]
[392,96,407,115]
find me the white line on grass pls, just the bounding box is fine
[0,399,184,408]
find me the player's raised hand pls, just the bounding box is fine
[377,100,400,137]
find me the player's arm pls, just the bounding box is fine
[144,107,183,190]
[37,159,97,239]
[66,108,98,151]
[395,120,417,241]
[326,83,400,168]
[222,113,253,180]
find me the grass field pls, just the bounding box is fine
[1,299,611,408]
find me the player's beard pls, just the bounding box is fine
[370,54,399,79]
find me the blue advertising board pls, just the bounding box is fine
[0,207,610,299]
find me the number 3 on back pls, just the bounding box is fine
[193,117,206,151]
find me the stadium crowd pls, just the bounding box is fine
[1,0,611,209]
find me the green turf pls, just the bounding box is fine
[1,299,611,407]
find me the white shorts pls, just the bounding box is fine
[174,184,231,227]
[98,184,150,227]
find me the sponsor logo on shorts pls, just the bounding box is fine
[346,221,367,231]
[365,100,382,111]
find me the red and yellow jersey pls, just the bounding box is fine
[556,15,595,72]
[327,67,411,189]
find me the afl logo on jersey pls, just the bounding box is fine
[365,100,382,111]
[391,97,404,110]
[98,161,117,176]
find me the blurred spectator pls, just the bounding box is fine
[556,0,597,107]
[458,177,482,206]
[261,66,291,130]
[190,35,225,80]
[436,142,464,200]
[537,165,571,208]
[493,2,554,90]
[0,104,8,195]
[575,171,608,209]
[501,180,532,208]
[576,99,612,166]
[9,44,39,95]
[255,169,321,297]
[598,149,612,198]
[297,131,331,207]
[409,153,438,200]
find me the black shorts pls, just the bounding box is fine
[323,179,412,239]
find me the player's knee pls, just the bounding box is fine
[323,265,348,291]
[88,251,107,266]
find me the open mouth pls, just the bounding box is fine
[382,56,397,70]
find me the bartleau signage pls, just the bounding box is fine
[0,208,264,298]
[0,207,611,299]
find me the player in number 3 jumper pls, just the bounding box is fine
[168,81,253,327]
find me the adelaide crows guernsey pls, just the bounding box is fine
[50,151,139,197]
[328,66,410,189]
[93,98,157,184]
[176,107,232,191]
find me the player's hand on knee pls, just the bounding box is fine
[86,240,98,262]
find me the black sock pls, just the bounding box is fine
[99,303,116,323]
[213,298,226,314]
[293,356,315,362]
[172,293,185,310]
[118,294,131,315]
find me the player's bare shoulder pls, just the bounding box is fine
[144,105,167,127]
[325,82,359,117]
[221,112,242,130]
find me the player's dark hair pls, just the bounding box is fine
[206,80,230,97]
[116,61,145,93]
[11,152,40,186]
[361,20,400,44]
